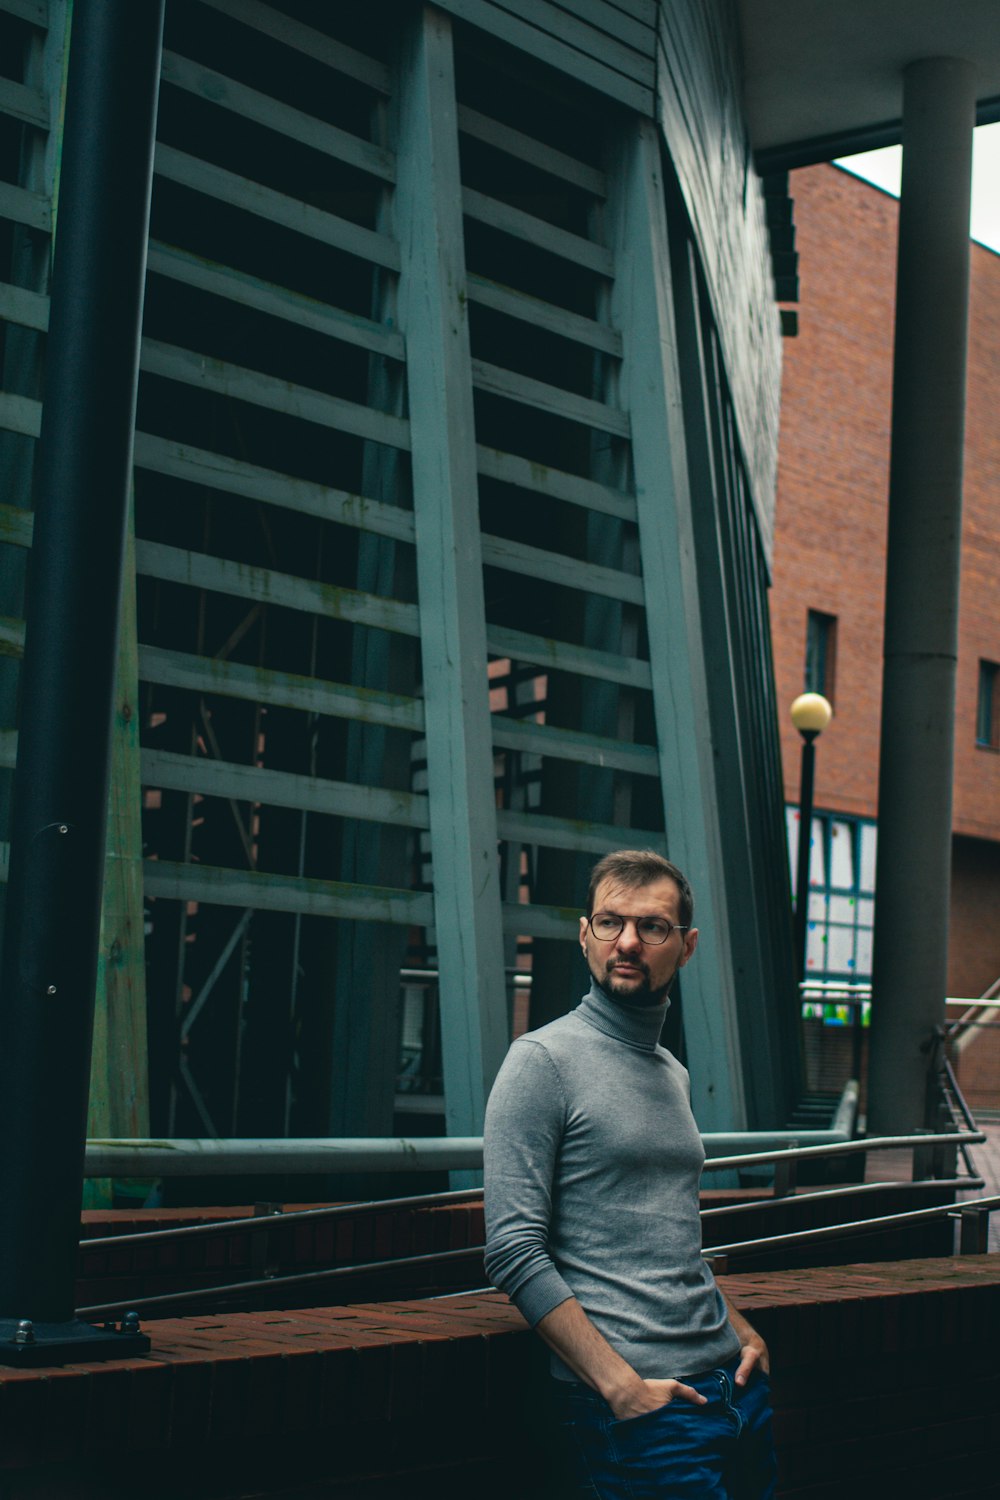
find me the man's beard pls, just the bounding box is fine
[588,953,673,1008]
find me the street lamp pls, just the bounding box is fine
[790,692,833,985]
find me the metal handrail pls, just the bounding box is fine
[701,1130,983,1173]
[77,1191,1000,1323]
[800,983,1000,1009]
[80,1186,482,1254]
[77,1243,485,1321]
[704,1193,1000,1259]
[78,1130,983,1258]
[84,1126,983,1179]
[699,1176,983,1219]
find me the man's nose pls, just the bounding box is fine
[615,919,643,950]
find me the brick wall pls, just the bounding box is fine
[1,1259,998,1498]
[771,166,897,821]
[770,165,1000,994]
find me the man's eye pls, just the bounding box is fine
[640,922,668,939]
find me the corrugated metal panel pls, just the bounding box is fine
[656,0,781,561]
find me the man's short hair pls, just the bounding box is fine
[586,849,694,929]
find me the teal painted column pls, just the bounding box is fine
[394,7,508,1143]
[868,59,975,1134]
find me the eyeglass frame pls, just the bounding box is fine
[586,912,689,947]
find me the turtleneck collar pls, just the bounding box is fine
[576,980,669,1052]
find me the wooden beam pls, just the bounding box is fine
[138,644,424,733]
[135,539,421,638]
[462,185,613,275]
[0,181,51,233]
[139,339,411,450]
[144,858,433,925]
[142,747,431,830]
[153,144,400,269]
[456,103,605,195]
[471,357,630,436]
[476,444,635,521]
[146,242,405,360]
[480,530,643,605]
[0,75,48,129]
[491,715,658,777]
[198,0,391,94]
[467,274,621,356]
[395,7,508,1140]
[487,621,651,689]
[133,432,414,541]
[0,280,49,332]
[160,50,395,181]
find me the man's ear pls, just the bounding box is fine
[679,927,698,967]
[578,915,589,954]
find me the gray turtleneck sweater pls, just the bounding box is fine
[483,983,740,1381]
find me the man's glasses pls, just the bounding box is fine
[587,913,687,946]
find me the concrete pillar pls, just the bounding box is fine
[867,59,975,1134]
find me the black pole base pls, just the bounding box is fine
[0,1315,150,1368]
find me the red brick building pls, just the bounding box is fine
[770,164,1000,1003]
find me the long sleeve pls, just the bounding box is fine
[483,1039,575,1327]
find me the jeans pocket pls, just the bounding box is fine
[609,1400,678,1432]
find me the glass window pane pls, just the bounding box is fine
[829,893,856,924]
[808,817,826,887]
[827,926,855,972]
[829,820,854,888]
[806,921,827,971]
[808,891,827,922]
[856,927,873,976]
[857,895,874,929]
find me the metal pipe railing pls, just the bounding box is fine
[84,1136,486,1177]
[700,1130,983,1173]
[77,1244,485,1322]
[77,1191,1000,1323]
[704,1193,1000,1259]
[83,1127,984,1178]
[82,1129,847,1177]
[80,1187,482,1254]
[699,1175,983,1219]
[77,1129,985,1264]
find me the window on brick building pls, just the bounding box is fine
[786,808,876,1023]
[977,660,999,750]
[805,610,837,704]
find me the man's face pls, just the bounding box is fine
[579,875,698,1006]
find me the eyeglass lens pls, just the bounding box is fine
[589,914,674,945]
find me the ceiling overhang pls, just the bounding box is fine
[738,0,1000,173]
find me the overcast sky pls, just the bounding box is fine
[836,121,1000,255]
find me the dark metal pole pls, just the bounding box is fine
[793,732,817,984]
[0,0,164,1360]
[867,59,975,1135]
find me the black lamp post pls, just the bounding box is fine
[0,0,164,1365]
[790,692,832,986]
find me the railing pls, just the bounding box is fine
[83,1121,981,1181]
[703,1193,1000,1269]
[75,1128,990,1322]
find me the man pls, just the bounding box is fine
[484,849,776,1499]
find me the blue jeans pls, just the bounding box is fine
[552,1359,777,1499]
